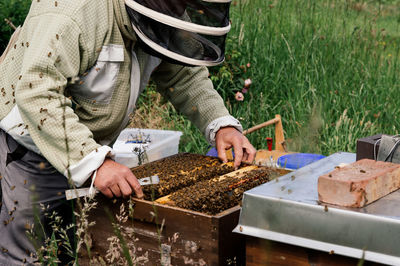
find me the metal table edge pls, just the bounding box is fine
[233,224,400,265]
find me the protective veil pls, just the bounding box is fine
[125,0,232,66]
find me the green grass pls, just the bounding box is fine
[2,0,399,156]
[154,0,400,155]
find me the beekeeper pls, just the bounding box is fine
[0,0,256,264]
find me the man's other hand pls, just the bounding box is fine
[216,127,256,168]
[94,158,144,199]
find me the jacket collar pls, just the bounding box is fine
[113,0,137,42]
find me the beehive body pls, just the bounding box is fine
[80,153,288,265]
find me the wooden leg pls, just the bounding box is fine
[274,114,286,152]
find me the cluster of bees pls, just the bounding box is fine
[131,154,283,214]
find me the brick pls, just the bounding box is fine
[318,159,400,207]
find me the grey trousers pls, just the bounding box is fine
[0,129,75,265]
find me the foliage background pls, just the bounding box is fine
[2,0,400,156]
[162,0,400,156]
[0,0,30,51]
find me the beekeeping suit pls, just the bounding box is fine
[0,0,252,264]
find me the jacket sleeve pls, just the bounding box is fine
[15,14,112,187]
[152,62,242,145]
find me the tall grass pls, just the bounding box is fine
[159,0,400,155]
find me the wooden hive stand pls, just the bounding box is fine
[226,114,291,164]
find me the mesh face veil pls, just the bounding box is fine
[125,0,232,66]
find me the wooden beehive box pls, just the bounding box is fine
[80,154,289,265]
[245,237,385,266]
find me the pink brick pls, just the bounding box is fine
[318,159,400,207]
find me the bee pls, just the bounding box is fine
[56,34,59,40]
[37,125,41,131]
[48,52,52,57]
[38,162,45,170]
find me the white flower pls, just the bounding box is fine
[244,78,252,88]
[235,92,244,101]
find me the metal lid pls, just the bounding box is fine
[234,152,400,265]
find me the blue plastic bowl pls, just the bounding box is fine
[277,153,325,169]
[206,147,236,158]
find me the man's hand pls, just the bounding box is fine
[216,127,257,168]
[94,158,144,199]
